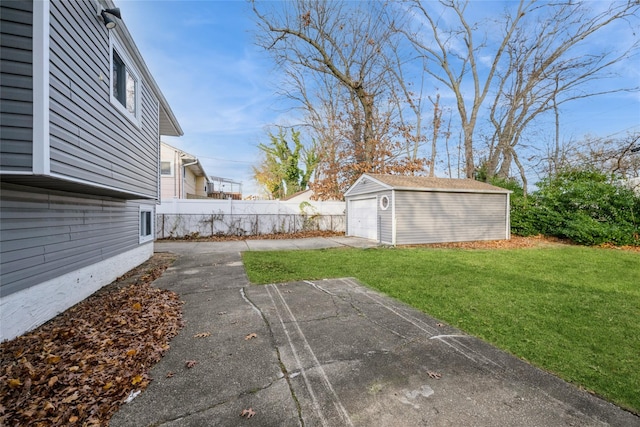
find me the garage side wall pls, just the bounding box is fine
[394,191,508,244]
[378,191,393,244]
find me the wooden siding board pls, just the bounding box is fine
[0,184,145,297]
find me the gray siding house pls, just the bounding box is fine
[0,0,183,341]
[344,174,511,245]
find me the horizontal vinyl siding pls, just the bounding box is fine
[379,191,393,244]
[47,0,159,198]
[0,0,34,171]
[395,191,508,245]
[0,183,145,297]
[346,178,387,197]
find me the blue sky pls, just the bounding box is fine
[117,1,640,195]
[118,0,283,196]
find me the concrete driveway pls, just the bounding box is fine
[110,239,639,426]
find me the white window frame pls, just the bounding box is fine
[379,195,390,210]
[139,206,154,243]
[160,160,173,176]
[109,34,142,127]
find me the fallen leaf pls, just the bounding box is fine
[8,378,22,389]
[193,332,211,338]
[132,302,142,311]
[0,254,182,426]
[427,371,442,379]
[47,376,58,387]
[62,392,79,404]
[245,333,257,340]
[166,372,175,378]
[46,354,61,364]
[240,408,256,418]
[185,360,197,369]
[131,375,143,385]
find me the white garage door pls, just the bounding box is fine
[348,198,377,240]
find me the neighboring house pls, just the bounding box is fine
[0,0,182,341]
[280,189,342,202]
[280,189,313,202]
[208,175,243,200]
[160,141,210,199]
[344,174,511,245]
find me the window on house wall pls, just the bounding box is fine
[110,36,141,126]
[139,207,154,243]
[112,51,137,114]
[160,161,172,176]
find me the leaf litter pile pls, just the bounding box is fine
[0,254,182,426]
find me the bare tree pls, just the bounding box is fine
[577,132,640,179]
[253,0,392,164]
[400,0,639,180]
[533,131,640,181]
[400,0,533,178]
[252,0,428,199]
[486,1,640,183]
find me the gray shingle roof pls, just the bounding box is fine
[366,174,511,193]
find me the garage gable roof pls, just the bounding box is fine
[346,173,511,196]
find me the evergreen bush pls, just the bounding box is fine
[490,169,640,246]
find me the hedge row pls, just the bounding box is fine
[492,170,640,246]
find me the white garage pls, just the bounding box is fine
[345,173,511,245]
[347,197,378,240]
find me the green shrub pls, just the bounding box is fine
[489,177,538,236]
[489,170,640,246]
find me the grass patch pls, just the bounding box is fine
[243,246,640,413]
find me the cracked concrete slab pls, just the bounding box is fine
[111,239,639,427]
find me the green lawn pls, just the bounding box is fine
[242,246,640,413]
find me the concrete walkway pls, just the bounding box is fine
[110,238,639,427]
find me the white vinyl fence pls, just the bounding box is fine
[156,199,346,239]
